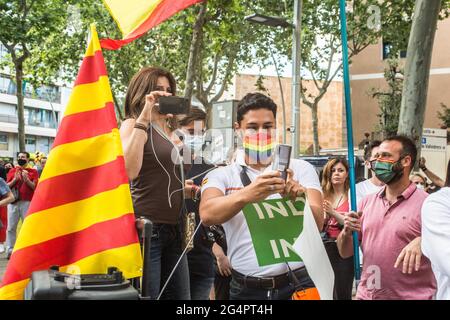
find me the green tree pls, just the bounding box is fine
[397,0,447,160]
[0,0,77,151]
[290,0,386,155]
[437,103,450,128]
[74,0,287,123]
[371,59,404,138]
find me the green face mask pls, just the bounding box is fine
[372,158,404,184]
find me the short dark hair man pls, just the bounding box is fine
[354,140,384,205]
[5,152,39,259]
[200,93,325,300]
[338,135,437,299]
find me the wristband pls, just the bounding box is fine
[134,122,149,133]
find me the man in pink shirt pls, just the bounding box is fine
[337,136,436,299]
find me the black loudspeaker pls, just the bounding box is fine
[24,266,139,300]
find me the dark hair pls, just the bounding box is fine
[364,140,382,161]
[178,106,206,127]
[445,159,450,187]
[237,93,277,124]
[384,135,417,170]
[18,151,30,159]
[124,67,177,119]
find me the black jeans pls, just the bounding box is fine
[214,270,231,300]
[147,223,191,300]
[324,241,354,300]
[229,271,315,300]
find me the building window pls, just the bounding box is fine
[25,107,58,128]
[0,74,61,103]
[382,41,407,60]
[37,136,51,154]
[0,74,16,95]
[25,135,36,153]
[0,133,8,151]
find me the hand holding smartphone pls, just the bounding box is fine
[272,144,292,181]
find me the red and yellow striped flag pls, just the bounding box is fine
[100,0,204,50]
[0,24,142,300]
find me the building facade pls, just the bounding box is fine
[349,17,450,142]
[223,74,345,154]
[224,17,449,159]
[0,43,70,162]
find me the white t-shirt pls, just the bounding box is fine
[421,187,450,300]
[201,149,322,277]
[354,179,383,209]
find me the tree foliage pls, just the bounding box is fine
[371,59,403,138]
[437,103,450,128]
[0,0,77,150]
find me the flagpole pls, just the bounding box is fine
[338,0,361,282]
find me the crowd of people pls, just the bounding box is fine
[1,65,449,301]
[117,66,449,300]
[0,153,46,258]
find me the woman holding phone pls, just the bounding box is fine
[120,67,193,300]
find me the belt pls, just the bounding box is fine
[231,267,309,290]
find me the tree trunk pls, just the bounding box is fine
[397,0,441,162]
[15,63,26,152]
[112,93,124,122]
[204,102,213,130]
[184,1,207,101]
[312,103,320,155]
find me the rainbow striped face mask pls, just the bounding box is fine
[243,131,274,165]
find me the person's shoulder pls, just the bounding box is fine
[26,167,38,174]
[356,179,370,188]
[360,189,381,207]
[424,187,450,208]
[290,158,317,174]
[204,163,234,179]
[7,167,17,177]
[413,187,429,202]
[422,188,450,225]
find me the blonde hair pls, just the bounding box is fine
[410,172,427,184]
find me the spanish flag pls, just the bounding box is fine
[0,24,142,300]
[100,0,204,50]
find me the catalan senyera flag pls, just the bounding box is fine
[0,24,142,300]
[100,0,204,50]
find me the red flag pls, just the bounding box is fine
[100,0,204,50]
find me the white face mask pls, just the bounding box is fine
[416,183,425,190]
[184,134,204,154]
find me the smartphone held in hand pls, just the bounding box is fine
[272,144,292,181]
[157,96,190,115]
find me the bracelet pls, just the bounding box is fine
[421,166,428,172]
[134,122,148,132]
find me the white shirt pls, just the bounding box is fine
[422,187,450,300]
[354,179,383,209]
[201,149,322,277]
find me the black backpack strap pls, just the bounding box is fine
[240,166,252,187]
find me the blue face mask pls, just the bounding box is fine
[184,134,204,154]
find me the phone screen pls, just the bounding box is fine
[273,144,292,180]
[158,96,190,115]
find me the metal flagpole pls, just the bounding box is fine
[338,0,361,282]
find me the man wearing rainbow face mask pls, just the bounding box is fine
[200,93,324,300]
